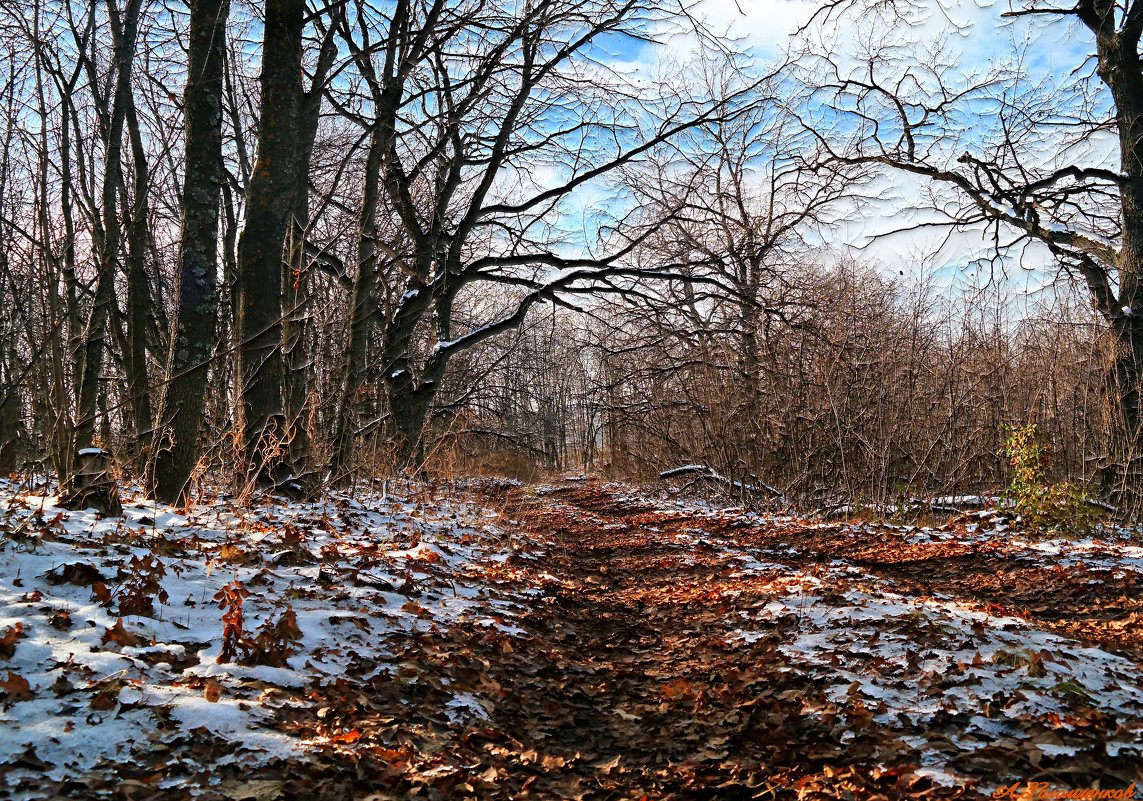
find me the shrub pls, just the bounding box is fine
[213,580,302,666]
[1001,424,1097,536]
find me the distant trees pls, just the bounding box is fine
[596,260,1110,506]
[620,68,857,458]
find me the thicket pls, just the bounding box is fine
[436,263,1116,511]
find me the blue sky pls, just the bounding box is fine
[695,0,1119,303]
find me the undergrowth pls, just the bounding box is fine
[1002,423,1099,537]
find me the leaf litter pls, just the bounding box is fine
[0,477,1139,799]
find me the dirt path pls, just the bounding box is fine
[460,481,976,800]
[273,480,1141,801]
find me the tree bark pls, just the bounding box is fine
[123,91,152,459]
[379,282,433,469]
[235,0,305,484]
[149,0,229,504]
[1089,0,1143,498]
[280,64,331,473]
[330,126,385,481]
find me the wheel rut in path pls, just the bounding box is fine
[460,481,981,800]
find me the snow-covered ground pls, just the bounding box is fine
[3,475,1142,796]
[539,482,1143,786]
[725,555,1143,779]
[0,479,538,797]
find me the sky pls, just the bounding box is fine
[605,0,1115,307]
[692,0,821,54]
[468,0,1115,317]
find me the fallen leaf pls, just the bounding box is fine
[89,690,118,711]
[45,562,108,586]
[222,779,284,801]
[329,728,362,744]
[1,670,34,702]
[204,680,223,703]
[0,622,25,659]
[102,618,143,648]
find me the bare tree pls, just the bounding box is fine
[72,0,143,458]
[323,0,755,476]
[234,0,336,490]
[587,58,859,492]
[796,0,1143,502]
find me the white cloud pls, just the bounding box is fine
[689,0,821,56]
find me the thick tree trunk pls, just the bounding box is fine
[149,0,229,504]
[389,386,434,470]
[380,283,436,471]
[235,0,304,485]
[1096,18,1143,506]
[1108,185,1143,501]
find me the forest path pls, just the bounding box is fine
[274,479,1142,800]
[436,478,961,801]
[449,479,1140,799]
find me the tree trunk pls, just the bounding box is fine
[149,0,229,504]
[283,222,311,465]
[75,0,141,448]
[280,81,326,473]
[0,359,22,471]
[1096,16,1143,506]
[389,386,434,470]
[235,0,304,484]
[1108,190,1143,501]
[123,91,152,460]
[379,274,437,471]
[330,126,385,481]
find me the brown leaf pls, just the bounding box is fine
[275,609,302,641]
[0,670,34,702]
[218,543,249,563]
[101,618,143,648]
[91,582,112,604]
[662,678,695,700]
[0,622,25,659]
[401,600,429,618]
[204,679,223,703]
[89,690,118,711]
[222,779,284,801]
[328,728,362,744]
[46,562,108,586]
